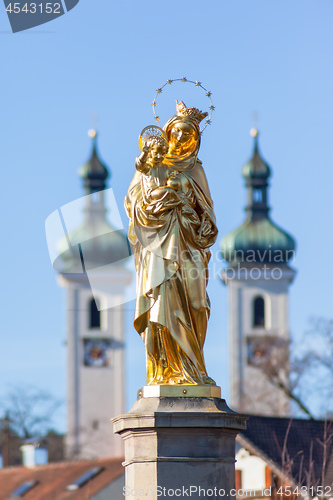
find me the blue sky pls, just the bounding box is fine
[1,0,333,431]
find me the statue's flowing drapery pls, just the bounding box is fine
[125,113,218,385]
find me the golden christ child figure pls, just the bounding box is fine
[125,99,218,386]
[136,135,183,215]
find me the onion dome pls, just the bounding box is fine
[55,131,130,273]
[242,131,271,181]
[221,130,296,265]
[79,130,109,193]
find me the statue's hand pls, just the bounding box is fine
[143,142,150,153]
[199,219,212,238]
[197,219,214,248]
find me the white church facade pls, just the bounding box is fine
[56,132,131,459]
[221,131,296,416]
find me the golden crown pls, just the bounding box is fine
[176,100,208,124]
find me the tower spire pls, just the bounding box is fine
[243,130,271,221]
[56,130,132,460]
[56,131,129,273]
[220,131,297,417]
[221,131,295,265]
[79,130,110,194]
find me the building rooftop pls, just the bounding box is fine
[0,457,124,500]
[238,415,333,486]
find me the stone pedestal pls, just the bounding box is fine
[112,386,247,499]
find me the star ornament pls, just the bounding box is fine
[151,78,215,134]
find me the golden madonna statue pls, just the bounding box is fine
[125,101,218,386]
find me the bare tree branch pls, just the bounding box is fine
[250,317,333,419]
[0,385,62,439]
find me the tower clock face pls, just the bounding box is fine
[247,335,287,367]
[247,338,271,366]
[84,339,111,367]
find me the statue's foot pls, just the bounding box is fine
[148,370,216,386]
[202,376,216,385]
[147,372,185,385]
[169,376,187,385]
[148,377,164,385]
[159,368,185,385]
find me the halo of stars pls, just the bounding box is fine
[152,78,215,133]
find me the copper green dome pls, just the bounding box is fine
[56,218,130,273]
[54,133,130,273]
[221,218,296,264]
[221,132,296,265]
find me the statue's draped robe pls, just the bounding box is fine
[125,158,218,384]
[126,113,218,384]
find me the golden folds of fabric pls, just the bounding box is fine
[125,112,218,385]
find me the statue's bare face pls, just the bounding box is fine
[168,122,198,156]
[147,144,168,166]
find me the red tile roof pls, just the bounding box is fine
[0,457,124,500]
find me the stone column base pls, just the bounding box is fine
[112,386,247,500]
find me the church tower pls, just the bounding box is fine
[221,131,296,416]
[57,132,131,459]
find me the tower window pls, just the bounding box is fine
[89,298,101,329]
[253,189,263,203]
[253,296,265,327]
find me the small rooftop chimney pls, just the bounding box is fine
[20,438,48,468]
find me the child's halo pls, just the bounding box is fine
[138,125,168,151]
